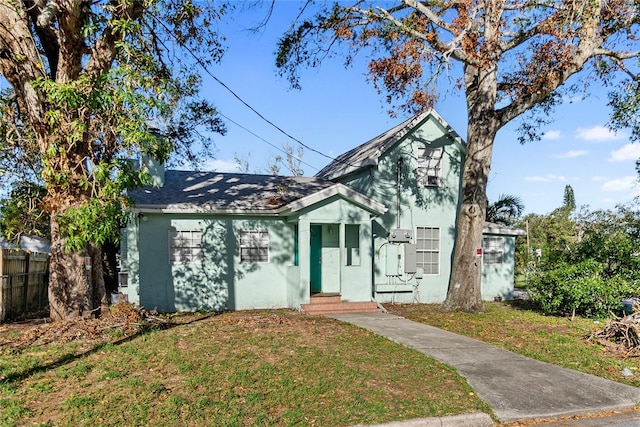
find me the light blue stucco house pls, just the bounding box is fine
[120,110,525,313]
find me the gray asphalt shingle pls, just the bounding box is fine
[129,170,334,212]
[315,110,465,181]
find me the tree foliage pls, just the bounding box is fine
[610,80,640,145]
[0,181,49,241]
[276,0,640,312]
[0,0,228,320]
[486,194,524,226]
[526,260,634,319]
[267,143,305,177]
[518,207,577,268]
[522,201,640,318]
[562,185,576,211]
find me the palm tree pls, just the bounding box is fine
[486,194,525,226]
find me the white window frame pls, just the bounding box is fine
[483,236,504,264]
[416,146,443,187]
[415,226,440,275]
[239,230,270,263]
[169,230,203,265]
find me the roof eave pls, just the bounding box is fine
[132,205,284,216]
[483,223,527,236]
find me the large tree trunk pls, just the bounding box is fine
[443,123,496,312]
[48,214,98,321]
[89,242,109,316]
[443,61,500,312]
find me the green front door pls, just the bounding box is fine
[310,225,322,293]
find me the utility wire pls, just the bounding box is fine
[218,111,319,172]
[151,15,360,170]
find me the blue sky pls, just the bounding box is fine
[196,2,639,216]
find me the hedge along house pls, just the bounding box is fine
[120,170,386,313]
[315,109,525,305]
[120,109,524,314]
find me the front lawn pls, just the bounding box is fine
[0,310,490,427]
[386,302,640,388]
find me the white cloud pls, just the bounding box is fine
[201,159,239,173]
[601,176,638,192]
[609,143,640,162]
[524,174,567,183]
[575,125,625,142]
[542,130,562,140]
[554,150,589,159]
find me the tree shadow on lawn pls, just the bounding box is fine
[505,298,539,311]
[0,311,218,386]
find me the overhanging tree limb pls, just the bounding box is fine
[277,0,640,313]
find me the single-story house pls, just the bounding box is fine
[120,109,525,313]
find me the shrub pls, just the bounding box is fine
[527,260,637,318]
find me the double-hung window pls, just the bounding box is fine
[483,237,504,264]
[416,226,440,274]
[416,146,443,187]
[239,230,269,263]
[169,230,203,264]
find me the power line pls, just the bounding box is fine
[151,15,359,170]
[218,111,318,173]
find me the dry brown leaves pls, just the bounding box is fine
[588,309,640,357]
[0,302,173,351]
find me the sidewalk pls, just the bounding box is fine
[330,312,640,423]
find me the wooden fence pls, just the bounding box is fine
[0,249,49,322]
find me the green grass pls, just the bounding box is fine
[0,311,490,426]
[387,302,640,388]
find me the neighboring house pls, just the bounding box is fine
[0,235,51,253]
[0,235,50,322]
[120,109,525,313]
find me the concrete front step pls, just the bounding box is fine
[301,300,380,315]
[308,294,342,305]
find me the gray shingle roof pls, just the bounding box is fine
[315,109,465,181]
[0,235,51,253]
[483,221,527,236]
[129,170,334,213]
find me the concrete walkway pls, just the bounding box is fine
[330,312,640,423]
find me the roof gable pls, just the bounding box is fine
[284,183,387,215]
[315,109,465,181]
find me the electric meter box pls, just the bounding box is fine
[388,228,412,243]
[404,244,417,274]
